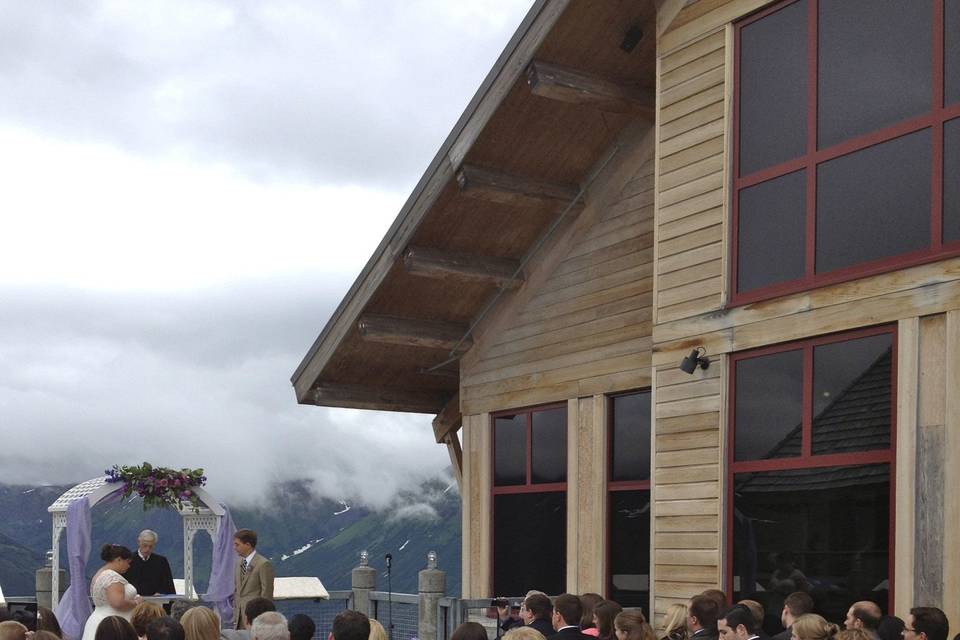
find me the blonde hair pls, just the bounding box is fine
[504,628,547,640]
[131,601,165,637]
[661,603,689,638]
[792,615,839,640]
[835,631,872,640]
[0,621,28,640]
[180,607,220,640]
[369,619,389,640]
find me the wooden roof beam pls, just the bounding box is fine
[311,383,449,414]
[357,314,473,352]
[432,392,463,443]
[404,246,524,290]
[456,163,581,209]
[525,60,654,116]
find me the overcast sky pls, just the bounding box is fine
[0,0,533,509]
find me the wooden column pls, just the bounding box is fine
[461,413,491,598]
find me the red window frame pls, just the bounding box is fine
[490,402,568,595]
[725,324,898,610]
[731,0,960,306]
[606,390,651,606]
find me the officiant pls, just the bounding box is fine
[126,529,176,596]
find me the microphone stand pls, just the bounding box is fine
[385,553,394,640]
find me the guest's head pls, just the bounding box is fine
[524,594,553,625]
[662,603,689,639]
[100,544,134,573]
[506,628,546,640]
[553,595,583,631]
[169,603,196,623]
[906,608,949,640]
[289,614,316,640]
[252,612,288,640]
[702,591,727,611]
[146,616,186,640]
[613,611,655,640]
[180,607,220,640]
[688,596,719,634]
[36,607,62,638]
[737,601,764,634]
[95,616,139,640]
[791,615,839,640]
[835,629,872,640]
[329,611,369,640]
[580,594,604,630]
[137,530,159,558]
[367,619,387,640]
[845,603,882,633]
[233,529,258,557]
[12,610,35,632]
[244,598,276,628]
[594,600,623,640]
[877,616,905,640]
[718,605,756,640]
[782,593,814,629]
[0,621,28,640]
[132,602,165,638]
[451,622,488,640]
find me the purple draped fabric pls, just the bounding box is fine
[54,497,93,640]
[204,506,237,623]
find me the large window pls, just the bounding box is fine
[492,404,567,596]
[608,391,651,614]
[733,0,960,304]
[729,327,896,626]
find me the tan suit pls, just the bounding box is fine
[232,552,275,629]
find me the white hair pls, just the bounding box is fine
[252,612,289,640]
[138,529,158,543]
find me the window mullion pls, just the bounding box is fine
[804,0,818,280]
[933,0,946,248]
[802,344,813,458]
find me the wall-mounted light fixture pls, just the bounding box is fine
[680,347,710,374]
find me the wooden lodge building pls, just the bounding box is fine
[293,0,960,631]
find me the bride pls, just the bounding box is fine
[81,544,141,640]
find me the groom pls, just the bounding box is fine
[232,528,275,629]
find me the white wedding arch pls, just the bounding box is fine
[47,476,226,608]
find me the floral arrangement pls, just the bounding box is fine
[105,462,207,511]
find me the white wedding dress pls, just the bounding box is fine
[81,569,138,640]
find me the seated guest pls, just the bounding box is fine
[170,603,196,623]
[773,593,814,640]
[12,611,36,632]
[146,618,186,640]
[506,629,547,640]
[451,623,488,640]
[221,598,277,640]
[791,615,838,640]
[844,603,882,640]
[181,608,221,640]
[877,617,904,640]
[127,531,176,597]
[736,601,768,640]
[702,592,727,611]
[905,607,949,640]
[580,594,603,637]
[595,601,623,640]
[251,613,288,640]
[95,616,139,640]
[497,600,524,634]
[524,594,556,638]
[288,615,315,640]
[331,611,369,640]
[614,612,656,640]
[660,603,689,640]
[37,607,63,638]
[717,605,758,640]
[132,603,166,640]
[836,630,872,640]
[368,619,387,640]
[688,595,720,640]
[549,594,592,640]
[0,621,28,640]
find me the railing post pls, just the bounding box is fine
[36,550,66,609]
[352,550,377,617]
[418,551,446,640]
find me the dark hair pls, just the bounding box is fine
[910,608,949,640]
[331,611,370,640]
[288,614,315,640]
[850,603,882,632]
[36,607,62,638]
[95,616,138,640]
[100,544,133,563]
[33,631,62,640]
[721,606,756,635]
[146,617,186,640]
[689,595,720,632]
[452,622,488,640]
[554,594,583,628]
[234,529,258,548]
[581,594,604,629]
[737,601,764,630]
[524,594,553,621]
[11,611,36,633]
[784,592,815,618]
[244,598,276,625]
[877,616,905,640]
[595,600,623,640]
[614,611,656,640]
[702,590,727,610]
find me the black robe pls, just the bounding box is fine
[126,553,176,596]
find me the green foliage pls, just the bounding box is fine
[105,462,207,512]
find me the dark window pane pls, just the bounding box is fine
[818,0,931,148]
[493,492,565,596]
[532,407,567,483]
[609,490,650,614]
[612,392,651,482]
[816,130,931,273]
[813,334,892,455]
[947,0,960,107]
[945,119,960,243]
[732,464,890,627]
[739,0,808,175]
[737,171,806,293]
[494,414,526,486]
[735,350,804,461]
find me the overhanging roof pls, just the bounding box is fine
[292,0,659,416]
